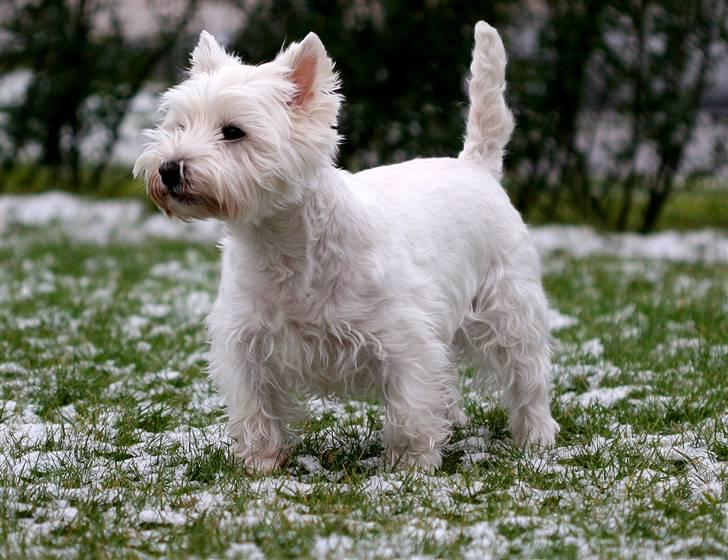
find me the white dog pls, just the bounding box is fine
[134,21,559,472]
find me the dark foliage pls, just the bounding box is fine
[0,0,198,192]
[1,0,725,230]
[231,0,727,231]
[506,0,727,231]
[230,0,507,171]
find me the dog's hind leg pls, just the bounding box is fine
[380,327,454,471]
[461,247,559,447]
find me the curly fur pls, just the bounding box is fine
[134,22,559,472]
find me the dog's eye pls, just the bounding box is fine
[222,125,246,141]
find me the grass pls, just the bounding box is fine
[0,218,726,559]
[524,181,728,232]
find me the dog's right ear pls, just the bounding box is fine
[190,30,239,75]
[277,32,339,109]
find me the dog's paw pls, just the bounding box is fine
[385,447,442,473]
[511,409,559,448]
[237,451,287,474]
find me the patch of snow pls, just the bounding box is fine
[141,303,171,318]
[314,534,354,558]
[121,454,159,477]
[59,404,77,421]
[448,432,492,466]
[178,290,213,321]
[0,362,27,374]
[157,370,181,381]
[358,456,382,469]
[531,225,728,263]
[296,455,324,474]
[138,508,187,526]
[194,492,223,512]
[653,337,703,357]
[462,452,490,467]
[0,192,143,243]
[403,517,454,545]
[463,522,498,560]
[598,304,636,324]
[140,212,221,242]
[365,475,403,495]
[226,542,265,560]
[122,315,148,339]
[0,400,18,416]
[565,386,633,407]
[0,192,222,244]
[0,421,62,448]
[580,338,604,358]
[61,506,79,523]
[549,308,578,331]
[554,362,620,389]
[13,451,72,478]
[628,395,673,409]
[15,317,42,330]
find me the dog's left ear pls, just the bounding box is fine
[190,30,239,75]
[279,32,337,108]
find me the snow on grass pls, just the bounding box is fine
[548,308,578,331]
[565,386,634,407]
[1,194,727,558]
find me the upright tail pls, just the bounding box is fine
[459,21,514,180]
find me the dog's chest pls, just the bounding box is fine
[226,223,389,394]
[245,315,384,397]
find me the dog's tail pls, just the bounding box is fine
[459,21,514,180]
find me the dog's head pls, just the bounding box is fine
[133,31,341,222]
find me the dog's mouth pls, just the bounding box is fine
[148,173,199,214]
[147,172,231,221]
[146,175,181,217]
[168,187,201,206]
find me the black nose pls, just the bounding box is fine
[159,161,181,190]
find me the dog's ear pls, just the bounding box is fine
[279,32,338,108]
[190,30,238,75]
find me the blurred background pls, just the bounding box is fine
[0,0,726,232]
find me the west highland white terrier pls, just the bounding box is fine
[134,21,559,472]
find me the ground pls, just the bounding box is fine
[1,193,726,559]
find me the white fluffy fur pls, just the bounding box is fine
[134,21,559,472]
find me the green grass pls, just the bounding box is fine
[0,221,726,559]
[0,164,144,199]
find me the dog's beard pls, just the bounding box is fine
[146,172,231,221]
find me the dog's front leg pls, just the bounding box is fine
[225,375,294,474]
[209,333,296,473]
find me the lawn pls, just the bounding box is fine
[1,193,726,559]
